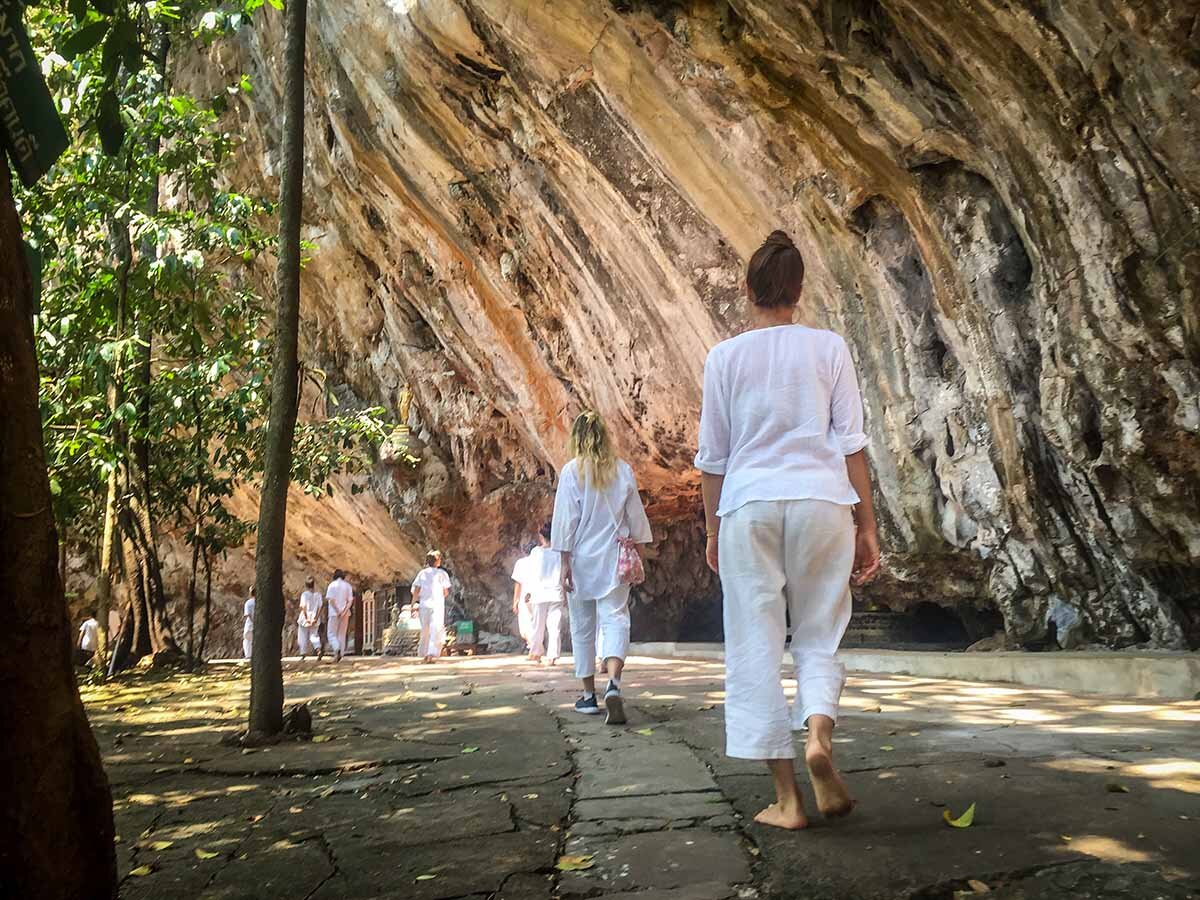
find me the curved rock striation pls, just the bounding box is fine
[190,0,1200,648]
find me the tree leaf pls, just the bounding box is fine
[461,746,479,754]
[635,728,654,736]
[311,734,332,743]
[556,854,595,872]
[1105,782,1130,793]
[96,88,125,156]
[415,874,437,881]
[61,21,110,60]
[148,840,173,850]
[943,803,976,828]
[130,865,153,877]
[195,848,220,860]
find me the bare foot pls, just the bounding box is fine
[805,742,854,818]
[753,801,808,830]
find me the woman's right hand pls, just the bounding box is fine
[851,525,881,586]
[705,534,719,575]
[561,562,574,595]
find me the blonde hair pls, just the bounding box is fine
[568,411,617,490]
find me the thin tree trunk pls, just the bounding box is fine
[0,155,117,899]
[250,0,308,738]
[187,507,199,666]
[199,545,213,662]
[93,466,119,674]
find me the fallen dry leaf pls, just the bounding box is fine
[1105,782,1130,793]
[129,865,154,877]
[943,803,976,828]
[635,728,654,736]
[461,746,480,754]
[147,840,173,851]
[195,848,220,860]
[556,854,596,872]
[880,745,895,752]
[415,874,437,881]
[967,879,990,893]
[523,793,539,800]
[312,735,333,743]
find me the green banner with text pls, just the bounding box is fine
[0,3,69,186]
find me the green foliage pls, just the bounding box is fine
[22,0,397,574]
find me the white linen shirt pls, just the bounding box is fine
[325,578,353,617]
[79,617,99,652]
[519,546,566,605]
[298,590,323,627]
[243,597,255,636]
[412,567,451,611]
[695,325,868,517]
[551,458,652,600]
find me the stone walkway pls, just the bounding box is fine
[85,656,1200,899]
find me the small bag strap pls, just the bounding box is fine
[596,476,629,540]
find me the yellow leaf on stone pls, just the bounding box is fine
[1105,782,1130,793]
[880,746,895,752]
[312,735,333,743]
[943,803,976,828]
[130,865,153,877]
[556,854,596,871]
[415,874,437,881]
[523,793,539,800]
[435,703,447,710]
[195,849,220,860]
[183,758,194,764]
[289,807,303,814]
[635,728,654,736]
[461,746,479,754]
[1060,834,1072,842]
[967,879,990,893]
[148,841,173,851]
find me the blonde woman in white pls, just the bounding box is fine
[697,231,882,830]
[552,412,652,724]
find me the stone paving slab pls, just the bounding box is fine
[559,830,751,897]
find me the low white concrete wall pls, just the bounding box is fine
[628,642,1200,699]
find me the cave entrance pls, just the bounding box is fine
[842,601,997,650]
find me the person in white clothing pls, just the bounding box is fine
[523,522,566,665]
[552,411,652,724]
[411,551,451,663]
[77,611,99,666]
[242,588,256,660]
[297,576,324,660]
[325,569,354,662]
[510,549,535,656]
[697,230,882,831]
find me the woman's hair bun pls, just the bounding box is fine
[764,230,795,249]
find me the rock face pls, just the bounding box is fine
[190,0,1199,649]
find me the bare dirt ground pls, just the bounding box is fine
[82,654,1200,899]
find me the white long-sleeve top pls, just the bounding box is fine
[551,458,652,600]
[298,590,323,627]
[695,324,868,517]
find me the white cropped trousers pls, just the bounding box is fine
[242,632,252,659]
[720,499,855,760]
[528,602,564,659]
[568,584,631,679]
[297,624,321,656]
[419,606,445,658]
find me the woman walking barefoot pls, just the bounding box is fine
[553,412,653,725]
[696,231,882,830]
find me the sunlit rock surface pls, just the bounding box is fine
[189,0,1199,648]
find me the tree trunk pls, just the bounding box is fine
[0,156,117,899]
[250,0,308,737]
[199,545,213,662]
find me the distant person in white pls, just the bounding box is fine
[552,411,652,725]
[522,521,566,665]
[77,612,99,665]
[510,548,535,656]
[297,576,324,660]
[411,551,451,663]
[242,588,256,659]
[325,569,354,662]
[696,230,882,831]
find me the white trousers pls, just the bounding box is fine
[297,624,321,656]
[419,606,445,658]
[568,584,631,679]
[517,602,533,645]
[328,612,350,655]
[243,632,252,659]
[720,499,855,760]
[528,602,564,659]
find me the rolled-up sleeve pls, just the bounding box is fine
[623,472,654,545]
[831,336,869,455]
[694,350,730,474]
[550,465,581,553]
